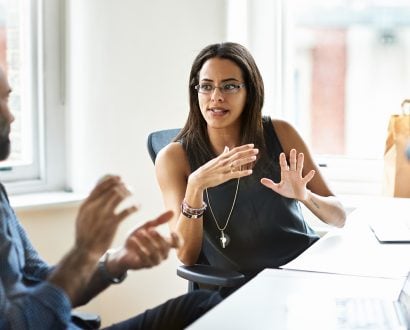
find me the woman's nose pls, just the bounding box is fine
[210,87,224,101]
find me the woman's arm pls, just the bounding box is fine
[263,119,346,227]
[155,142,258,264]
[155,142,204,264]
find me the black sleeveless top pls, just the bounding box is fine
[184,116,319,277]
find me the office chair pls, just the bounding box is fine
[147,128,246,291]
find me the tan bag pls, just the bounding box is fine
[383,99,410,197]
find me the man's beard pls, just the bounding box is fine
[0,137,10,161]
[0,117,11,161]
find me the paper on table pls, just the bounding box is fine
[282,214,410,278]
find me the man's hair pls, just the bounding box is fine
[176,42,266,166]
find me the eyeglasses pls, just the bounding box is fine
[194,82,246,94]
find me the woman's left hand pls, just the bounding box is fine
[260,149,315,201]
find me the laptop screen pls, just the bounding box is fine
[398,272,410,324]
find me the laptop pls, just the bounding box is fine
[286,272,410,330]
[333,272,410,329]
[369,218,410,243]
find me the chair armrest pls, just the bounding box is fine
[177,264,246,288]
[71,310,101,329]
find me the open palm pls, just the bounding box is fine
[260,149,315,201]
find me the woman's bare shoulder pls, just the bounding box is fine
[271,118,296,133]
[155,142,190,172]
[271,118,306,152]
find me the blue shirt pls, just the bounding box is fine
[0,184,79,330]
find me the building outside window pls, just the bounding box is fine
[0,0,66,195]
[0,0,37,172]
[284,0,410,194]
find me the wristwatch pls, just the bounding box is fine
[98,250,127,284]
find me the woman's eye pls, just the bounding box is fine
[223,83,237,90]
[200,84,213,91]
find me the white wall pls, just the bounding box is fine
[19,0,227,327]
[66,0,226,195]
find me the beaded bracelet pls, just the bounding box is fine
[181,199,207,219]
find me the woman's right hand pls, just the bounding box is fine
[188,144,259,191]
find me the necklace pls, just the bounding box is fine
[205,178,240,249]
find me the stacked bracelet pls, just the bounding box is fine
[181,199,207,219]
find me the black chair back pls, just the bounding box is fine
[147,128,180,163]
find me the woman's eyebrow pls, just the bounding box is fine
[199,78,241,82]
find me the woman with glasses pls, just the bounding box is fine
[155,42,346,295]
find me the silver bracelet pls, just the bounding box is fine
[98,250,127,284]
[181,199,207,219]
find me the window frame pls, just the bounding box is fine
[0,0,67,195]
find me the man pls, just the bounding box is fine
[0,68,221,329]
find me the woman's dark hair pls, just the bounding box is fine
[176,42,266,166]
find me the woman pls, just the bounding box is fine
[155,42,346,291]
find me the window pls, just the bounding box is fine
[0,0,41,187]
[0,0,66,195]
[228,0,410,195]
[284,0,410,194]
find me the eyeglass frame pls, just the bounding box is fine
[194,82,246,95]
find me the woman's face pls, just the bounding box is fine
[197,57,247,130]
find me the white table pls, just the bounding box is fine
[188,197,410,329]
[283,197,410,278]
[187,269,405,330]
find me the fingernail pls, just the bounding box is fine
[125,184,134,193]
[98,174,113,183]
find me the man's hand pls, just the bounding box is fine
[75,175,138,258]
[48,175,138,305]
[104,210,181,277]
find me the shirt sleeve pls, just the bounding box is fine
[0,278,74,330]
[16,217,53,281]
[0,184,77,330]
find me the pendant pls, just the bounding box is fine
[220,230,230,248]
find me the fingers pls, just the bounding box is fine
[280,149,304,174]
[260,178,278,190]
[133,231,164,266]
[220,144,257,161]
[296,152,304,174]
[76,176,137,246]
[116,205,139,222]
[284,150,314,182]
[140,210,174,230]
[103,183,132,211]
[127,227,174,268]
[229,154,258,172]
[221,144,259,174]
[228,167,253,179]
[126,235,158,267]
[125,210,178,263]
[85,175,130,213]
[87,175,121,201]
[303,169,316,184]
[289,149,297,171]
[279,152,288,171]
[222,143,254,156]
[168,232,181,249]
